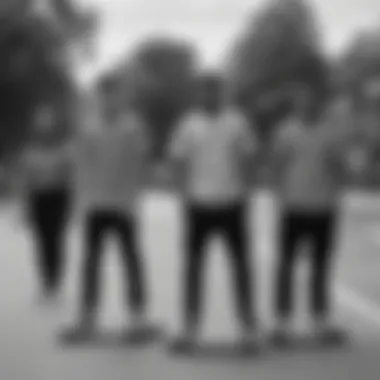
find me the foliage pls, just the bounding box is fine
[108,37,198,159]
[0,0,97,159]
[338,29,380,97]
[228,0,328,139]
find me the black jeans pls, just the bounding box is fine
[81,209,146,317]
[29,188,71,294]
[183,201,254,330]
[275,209,338,320]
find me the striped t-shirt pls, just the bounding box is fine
[169,107,257,205]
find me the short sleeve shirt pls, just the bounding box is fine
[169,107,257,205]
[79,112,150,213]
[274,116,348,211]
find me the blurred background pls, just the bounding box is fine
[1,0,380,191]
[3,2,380,379]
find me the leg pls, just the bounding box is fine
[309,213,335,319]
[275,211,302,323]
[60,211,107,343]
[48,190,71,294]
[29,190,71,297]
[42,231,60,294]
[46,227,66,295]
[28,193,55,297]
[220,202,255,332]
[309,211,347,344]
[169,204,213,353]
[114,213,146,318]
[48,232,64,294]
[80,211,107,323]
[182,205,211,335]
[115,212,163,342]
[33,226,53,296]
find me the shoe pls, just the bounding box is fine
[60,322,97,344]
[168,332,198,354]
[46,291,64,307]
[237,326,262,355]
[237,337,261,355]
[122,321,162,344]
[314,325,349,347]
[270,327,294,349]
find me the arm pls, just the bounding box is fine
[74,128,100,214]
[11,150,32,224]
[133,115,152,189]
[270,124,294,189]
[327,132,351,186]
[166,115,192,191]
[62,136,84,217]
[324,103,361,185]
[236,113,259,184]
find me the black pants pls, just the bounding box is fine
[183,201,254,330]
[29,188,70,294]
[275,209,338,320]
[81,209,146,316]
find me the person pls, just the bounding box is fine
[167,73,259,352]
[17,105,72,304]
[271,87,350,347]
[62,75,155,342]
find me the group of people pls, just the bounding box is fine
[16,72,354,353]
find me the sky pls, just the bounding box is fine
[76,0,380,84]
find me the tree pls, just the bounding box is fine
[50,0,98,59]
[228,0,328,139]
[336,29,380,187]
[338,29,380,99]
[111,38,198,159]
[0,0,97,160]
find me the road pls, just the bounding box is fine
[1,191,380,380]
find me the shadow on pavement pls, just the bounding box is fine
[165,341,353,364]
[167,340,263,362]
[57,325,165,351]
[267,334,353,356]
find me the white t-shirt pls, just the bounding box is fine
[273,116,349,211]
[77,112,150,214]
[168,108,257,205]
